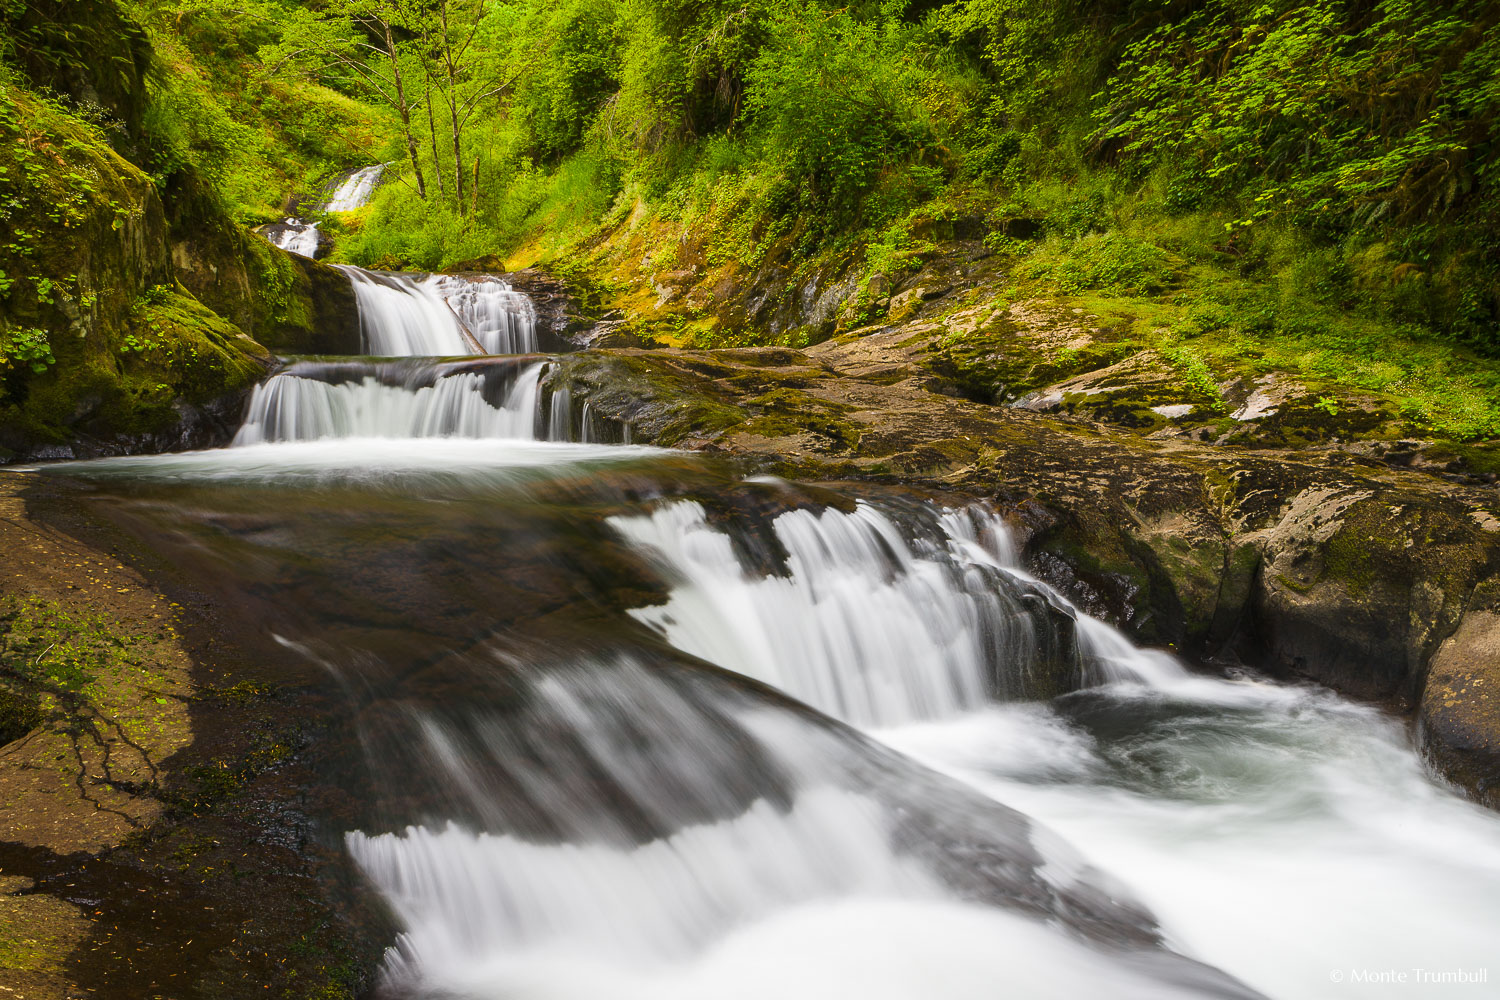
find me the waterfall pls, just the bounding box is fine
[328,652,1258,1000]
[234,362,544,444]
[338,266,479,356]
[270,218,321,258]
[336,266,538,357]
[428,274,538,354]
[547,383,573,442]
[348,789,935,973]
[322,163,387,212]
[260,164,387,258]
[233,265,547,443]
[613,499,1183,727]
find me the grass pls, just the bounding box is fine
[1047,271,1500,441]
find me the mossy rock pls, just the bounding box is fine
[1,0,152,147]
[1420,610,1500,808]
[543,352,748,447]
[0,686,43,746]
[1248,489,1493,702]
[164,169,360,354]
[3,285,270,456]
[926,315,1139,405]
[741,388,863,452]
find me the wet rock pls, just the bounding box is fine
[1243,488,1493,703]
[1420,605,1500,808]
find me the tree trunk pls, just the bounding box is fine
[438,0,466,215]
[420,42,445,198]
[383,20,426,201]
[471,154,480,216]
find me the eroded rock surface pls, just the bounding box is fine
[544,322,1500,803]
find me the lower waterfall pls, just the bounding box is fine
[234,361,545,444]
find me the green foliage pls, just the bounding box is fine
[1023,232,1174,295]
[1092,0,1500,346]
[0,325,54,373]
[745,5,936,224]
[4,0,1496,456]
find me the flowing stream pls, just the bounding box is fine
[36,269,1500,999]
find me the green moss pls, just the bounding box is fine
[1323,507,1403,598]
[0,592,184,751]
[927,319,1139,404]
[7,284,267,445]
[742,388,863,451]
[1021,233,1178,296]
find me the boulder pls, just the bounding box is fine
[1420,607,1500,808]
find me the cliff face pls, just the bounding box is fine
[0,1,358,461]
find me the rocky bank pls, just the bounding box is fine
[536,272,1500,808]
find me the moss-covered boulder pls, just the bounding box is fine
[0,1,366,458]
[0,81,273,459]
[164,169,360,355]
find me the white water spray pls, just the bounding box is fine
[611,499,1181,727]
[322,163,387,212]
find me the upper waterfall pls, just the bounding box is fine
[323,164,387,212]
[260,163,388,259]
[336,266,538,357]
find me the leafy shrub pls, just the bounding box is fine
[1024,232,1174,295]
[745,5,934,224]
[0,325,53,373]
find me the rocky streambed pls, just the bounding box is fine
[536,302,1500,808]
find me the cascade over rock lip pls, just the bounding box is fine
[540,339,1500,807]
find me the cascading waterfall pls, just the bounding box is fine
[237,248,557,446]
[428,274,538,355]
[323,163,387,212]
[262,164,388,259]
[338,266,481,356]
[234,362,544,444]
[546,383,572,442]
[336,266,539,358]
[611,497,1180,727]
[43,193,1500,1000]
[270,219,322,257]
[334,652,1260,1000]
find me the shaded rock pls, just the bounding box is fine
[1241,487,1495,703]
[1420,607,1500,808]
[164,170,361,355]
[1,0,151,150]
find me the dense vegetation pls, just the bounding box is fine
[1,0,1498,441]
